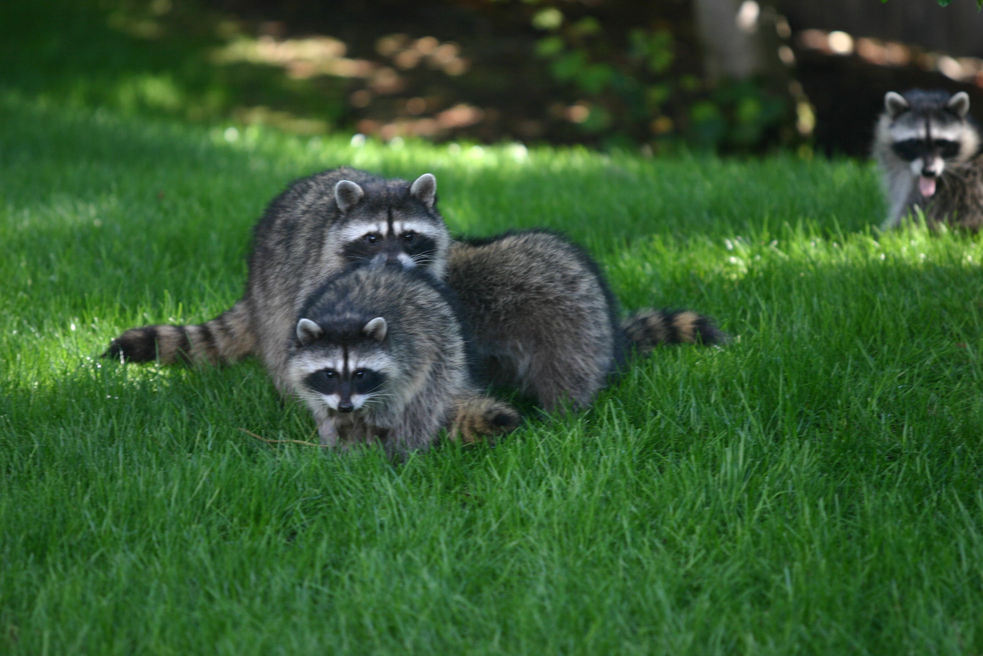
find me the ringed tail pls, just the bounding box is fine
[448,394,521,444]
[102,300,256,365]
[622,308,728,356]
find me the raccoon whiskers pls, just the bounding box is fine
[944,165,972,184]
[409,253,435,269]
[359,392,398,410]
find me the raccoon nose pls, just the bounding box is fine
[921,157,943,177]
[337,400,355,413]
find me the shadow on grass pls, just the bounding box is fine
[0,1,351,131]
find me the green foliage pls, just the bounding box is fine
[528,3,796,152]
[0,0,350,134]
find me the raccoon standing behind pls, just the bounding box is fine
[286,264,519,457]
[105,167,449,394]
[872,89,983,231]
[447,230,727,411]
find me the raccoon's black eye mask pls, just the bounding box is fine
[304,368,386,396]
[891,139,961,162]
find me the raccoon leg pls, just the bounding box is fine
[622,309,728,356]
[102,299,256,365]
[448,393,521,444]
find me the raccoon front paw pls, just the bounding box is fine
[102,327,160,363]
[451,395,521,444]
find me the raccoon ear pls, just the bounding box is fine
[363,316,387,342]
[947,91,970,118]
[884,91,909,118]
[334,180,364,213]
[409,173,437,209]
[296,318,323,346]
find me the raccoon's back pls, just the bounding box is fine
[447,230,624,406]
[448,231,621,345]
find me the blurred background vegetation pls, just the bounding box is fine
[3,0,983,155]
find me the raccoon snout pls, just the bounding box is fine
[920,157,944,178]
[337,400,355,413]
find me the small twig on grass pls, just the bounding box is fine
[238,427,326,448]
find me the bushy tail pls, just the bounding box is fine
[622,308,728,356]
[448,393,521,444]
[102,300,256,365]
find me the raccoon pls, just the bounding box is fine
[872,89,983,231]
[106,168,722,417]
[446,230,726,411]
[286,264,519,457]
[104,167,449,393]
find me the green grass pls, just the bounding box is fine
[3,3,983,648]
[3,93,983,655]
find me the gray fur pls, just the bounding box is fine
[333,180,364,212]
[873,88,983,231]
[105,167,451,387]
[296,318,322,346]
[286,265,517,457]
[410,173,437,208]
[884,91,908,118]
[104,168,724,420]
[948,91,970,118]
[245,168,450,392]
[446,230,725,411]
[362,316,387,342]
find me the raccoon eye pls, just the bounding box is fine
[936,139,960,159]
[322,370,337,380]
[353,369,366,379]
[891,139,923,162]
[363,232,382,245]
[401,231,416,244]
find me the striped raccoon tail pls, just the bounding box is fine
[448,393,521,445]
[622,308,728,356]
[102,300,256,365]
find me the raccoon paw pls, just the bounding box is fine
[101,327,161,363]
[450,395,521,445]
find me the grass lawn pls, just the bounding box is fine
[3,3,983,652]
[3,92,983,654]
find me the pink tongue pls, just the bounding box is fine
[919,176,937,197]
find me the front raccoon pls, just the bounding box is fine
[286,264,519,456]
[105,167,449,392]
[447,230,726,411]
[872,89,983,231]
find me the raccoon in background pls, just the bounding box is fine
[105,167,448,393]
[287,264,519,457]
[873,89,983,231]
[447,230,727,411]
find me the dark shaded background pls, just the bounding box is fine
[3,0,983,155]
